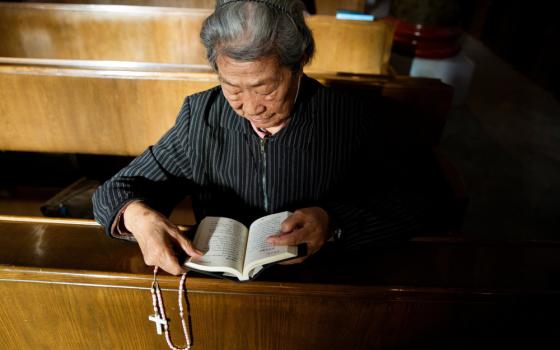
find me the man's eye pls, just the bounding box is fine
[226,90,241,97]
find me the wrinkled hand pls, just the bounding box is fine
[123,201,202,275]
[266,207,330,264]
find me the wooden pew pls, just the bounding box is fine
[0,59,451,156]
[0,60,217,155]
[0,58,462,230]
[18,0,367,15]
[16,0,367,15]
[0,0,454,223]
[0,2,394,75]
[315,0,366,15]
[0,6,489,347]
[0,217,558,349]
[18,0,216,7]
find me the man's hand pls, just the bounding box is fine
[123,201,202,275]
[266,207,330,264]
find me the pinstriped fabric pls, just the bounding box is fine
[93,75,448,249]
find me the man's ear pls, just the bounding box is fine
[300,54,310,70]
[292,56,307,74]
[292,68,302,79]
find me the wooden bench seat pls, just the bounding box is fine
[0,217,558,349]
[0,58,451,156]
[0,2,394,75]
[18,0,215,7]
[0,60,218,155]
[15,0,367,15]
[0,183,197,225]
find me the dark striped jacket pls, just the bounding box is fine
[93,75,450,250]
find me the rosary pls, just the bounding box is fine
[149,266,192,350]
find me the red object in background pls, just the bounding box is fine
[386,17,463,59]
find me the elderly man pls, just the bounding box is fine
[93,0,450,275]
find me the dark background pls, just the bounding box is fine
[462,0,559,101]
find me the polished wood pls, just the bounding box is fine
[0,2,394,75]
[307,15,394,75]
[17,0,366,15]
[18,0,367,15]
[0,218,558,349]
[0,184,197,225]
[315,0,366,15]
[19,0,216,7]
[0,60,450,155]
[316,73,453,145]
[0,214,100,226]
[0,62,218,155]
[0,3,211,66]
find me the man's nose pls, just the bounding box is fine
[242,94,265,116]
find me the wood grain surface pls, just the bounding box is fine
[0,62,450,155]
[0,2,394,75]
[0,63,218,155]
[17,0,366,15]
[0,218,559,349]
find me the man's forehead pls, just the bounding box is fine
[218,75,278,87]
[217,56,283,87]
[216,54,279,68]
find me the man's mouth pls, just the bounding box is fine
[250,113,275,122]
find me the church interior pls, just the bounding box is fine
[0,0,559,349]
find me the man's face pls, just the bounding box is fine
[216,55,300,130]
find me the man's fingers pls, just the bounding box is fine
[280,213,302,233]
[267,230,302,246]
[125,204,199,275]
[169,229,203,257]
[279,256,307,265]
[158,246,187,275]
[144,243,186,276]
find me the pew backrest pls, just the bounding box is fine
[17,0,215,7]
[0,61,218,155]
[0,2,394,75]
[0,59,451,156]
[16,0,367,15]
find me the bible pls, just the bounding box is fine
[184,211,302,281]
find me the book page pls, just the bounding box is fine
[186,217,248,275]
[243,211,297,276]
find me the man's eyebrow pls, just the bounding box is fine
[218,76,274,88]
[218,76,238,87]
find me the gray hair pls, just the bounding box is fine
[200,0,315,72]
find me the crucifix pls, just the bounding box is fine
[149,313,168,335]
[149,267,192,349]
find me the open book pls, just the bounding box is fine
[184,211,301,281]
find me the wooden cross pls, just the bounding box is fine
[149,313,168,335]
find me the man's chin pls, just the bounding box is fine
[250,119,275,128]
[250,114,287,128]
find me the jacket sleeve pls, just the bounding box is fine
[92,97,195,237]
